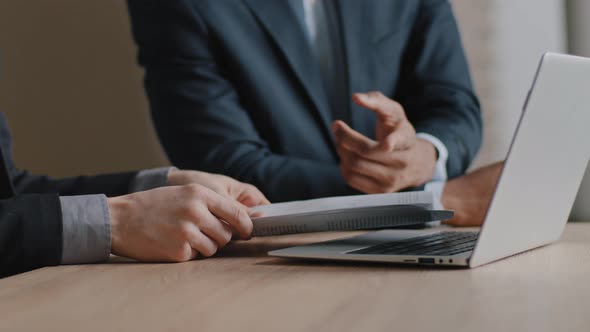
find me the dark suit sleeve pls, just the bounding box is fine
[0,194,62,278]
[127,1,356,202]
[10,170,137,197]
[396,0,482,178]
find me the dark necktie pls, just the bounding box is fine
[291,0,350,124]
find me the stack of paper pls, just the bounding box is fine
[250,191,453,236]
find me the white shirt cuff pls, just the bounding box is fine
[424,181,445,210]
[416,132,448,182]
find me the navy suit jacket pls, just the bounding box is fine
[128,0,482,202]
[0,113,136,278]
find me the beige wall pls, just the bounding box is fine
[0,0,168,178]
[452,0,567,168]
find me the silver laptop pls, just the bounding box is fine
[269,53,590,268]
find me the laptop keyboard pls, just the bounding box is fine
[347,231,479,256]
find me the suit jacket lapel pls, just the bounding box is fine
[243,0,334,144]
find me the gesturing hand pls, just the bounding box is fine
[167,170,270,208]
[333,91,437,194]
[108,184,253,262]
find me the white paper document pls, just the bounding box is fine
[250,191,453,237]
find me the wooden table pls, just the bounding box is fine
[1,223,590,332]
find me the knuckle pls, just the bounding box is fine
[181,203,202,221]
[182,183,200,195]
[195,216,214,232]
[178,222,195,239]
[184,184,209,199]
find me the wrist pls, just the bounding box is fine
[416,138,438,183]
[416,138,437,163]
[107,196,131,256]
[167,168,197,186]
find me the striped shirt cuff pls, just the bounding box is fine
[60,194,111,264]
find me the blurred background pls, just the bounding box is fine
[0,0,588,219]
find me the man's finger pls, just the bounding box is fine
[341,166,390,194]
[381,129,414,151]
[194,210,233,248]
[336,131,408,167]
[338,147,400,188]
[205,191,253,239]
[333,120,379,156]
[237,184,271,207]
[352,91,404,124]
[248,209,265,218]
[187,228,219,257]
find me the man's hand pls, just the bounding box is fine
[333,91,437,193]
[167,170,270,207]
[441,161,504,227]
[108,184,254,262]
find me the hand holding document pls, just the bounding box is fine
[249,191,453,236]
